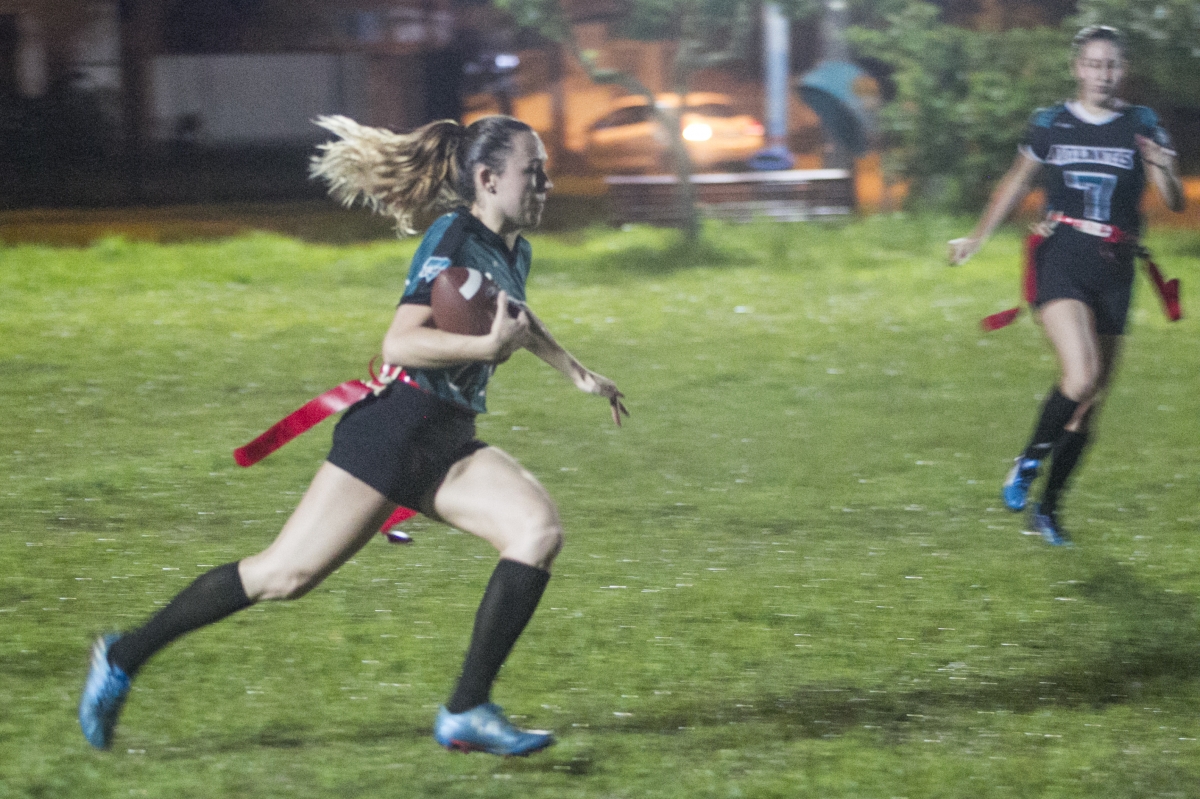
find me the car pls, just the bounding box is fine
[584,92,765,174]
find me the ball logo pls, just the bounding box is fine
[457,268,484,300]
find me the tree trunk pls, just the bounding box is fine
[668,51,699,241]
[119,0,155,203]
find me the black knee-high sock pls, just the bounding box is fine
[1040,429,1089,515]
[1022,388,1081,461]
[107,561,252,676]
[446,559,550,714]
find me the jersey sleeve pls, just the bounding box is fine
[1018,106,1057,163]
[399,254,450,306]
[1133,106,1176,156]
[398,212,469,306]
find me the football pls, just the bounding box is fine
[430,267,520,335]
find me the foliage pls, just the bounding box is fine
[1072,0,1200,106]
[4,220,1200,796]
[850,3,1073,211]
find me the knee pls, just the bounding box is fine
[528,513,564,564]
[513,504,564,564]
[1061,368,1102,403]
[241,558,319,602]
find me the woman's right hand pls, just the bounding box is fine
[485,290,530,363]
[948,237,981,266]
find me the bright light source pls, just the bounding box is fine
[494,54,520,69]
[682,122,713,142]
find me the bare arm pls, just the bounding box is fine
[1137,134,1185,213]
[523,308,629,426]
[948,151,1042,265]
[382,291,529,369]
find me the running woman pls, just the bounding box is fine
[948,25,1184,545]
[79,114,628,755]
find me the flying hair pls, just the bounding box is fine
[309,115,464,237]
[310,114,537,237]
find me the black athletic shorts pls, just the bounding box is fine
[327,381,487,509]
[1033,226,1135,336]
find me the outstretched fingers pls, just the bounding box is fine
[609,393,629,427]
[581,370,628,426]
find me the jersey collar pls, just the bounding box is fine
[454,207,527,266]
[1065,100,1122,126]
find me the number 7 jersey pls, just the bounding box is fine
[1019,101,1175,237]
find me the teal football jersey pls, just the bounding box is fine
[399,208,532,413]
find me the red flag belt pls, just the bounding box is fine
[982,214,1182,331]
[233,362,418,536]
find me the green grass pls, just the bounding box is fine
[3,215,1200,798]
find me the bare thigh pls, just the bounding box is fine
[1039,298,1102,402]
[239,461,397,601]
[431,446,563,571]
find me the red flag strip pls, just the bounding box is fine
[233,363,420,539]
[1140,250,1182,322]
[981,219,1181,331]
[981,233,1044,332]
[233,380,372,467]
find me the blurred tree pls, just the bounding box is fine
[494,0,820,239]
[933,0,1075,30]
[850,1,1071,211]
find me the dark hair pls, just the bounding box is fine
[453,116,535,204]
[310,114,535,236]
[1072,25,1127,59]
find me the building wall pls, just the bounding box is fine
[151,53,369,144]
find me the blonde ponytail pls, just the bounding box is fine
[309,115,465,237]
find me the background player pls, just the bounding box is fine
[79,115,627,756]
[948,25,1184,545]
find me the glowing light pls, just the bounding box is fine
[682,122,713,142]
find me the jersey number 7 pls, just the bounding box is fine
[1064,170,1117,222]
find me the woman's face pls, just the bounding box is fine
[1073,39,1125,106]
[482,130,552,231]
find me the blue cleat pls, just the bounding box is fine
[79,634,131,750]
[433,703,554,757]
[1002,456,1040,511]
[1028,504,1072,547]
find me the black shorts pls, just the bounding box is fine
[1033,226,1135,335]
[327,381,487,509]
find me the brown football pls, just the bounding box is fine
[430,267,519,335]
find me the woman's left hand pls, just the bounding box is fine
[1136,134,1186,212]
[1136,134,1173,170]
[574,369,629,426]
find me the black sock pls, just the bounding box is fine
[107,561,252,676]
[1022,388,1081,461]
[446,559,550,714]
[1040,430,1089,515]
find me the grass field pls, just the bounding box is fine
[3,215,1200,798]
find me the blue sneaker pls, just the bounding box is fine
[1002,457,1040,511]
[1028,504,1072,547]
[433,703,554,756]
[79,634,131,749]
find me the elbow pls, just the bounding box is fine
[382,332,415,368]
